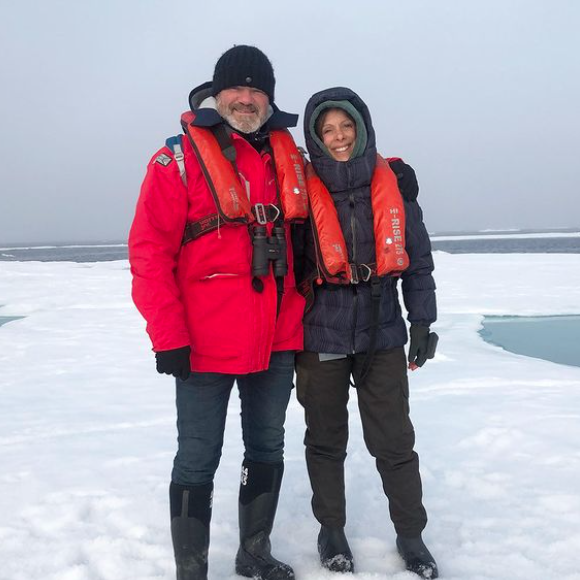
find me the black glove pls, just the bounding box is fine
[389,159,419,201]
[155,346,191,381]
[408,325,438,367]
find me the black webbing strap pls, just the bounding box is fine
[275,275,285,317]
[210,124,237,168]
[356,276,382,387]
[273,203,287,318]
[273,216,286,319]
[182,215,221,244]
[182,205,282,246]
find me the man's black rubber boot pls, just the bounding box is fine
[318,525,354,573]
[396,535,439,579]
[170,481,213,580]
[235,460,295,580]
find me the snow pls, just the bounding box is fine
[1,253,579,580]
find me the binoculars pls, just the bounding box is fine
[251,225,288,278]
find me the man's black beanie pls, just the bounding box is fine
[212,45,275,102]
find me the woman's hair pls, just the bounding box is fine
[315,107,356,139]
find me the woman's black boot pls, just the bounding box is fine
[235,460,295,580]
[318,525,354,572]
[396,535,438,579]
[170,481,213,580]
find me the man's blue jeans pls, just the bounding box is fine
[172,351,295,486]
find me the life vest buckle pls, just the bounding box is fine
[349,263,360,285]
[359,263,373,282]
[350,263,374,284]
[252,203,281,225]
[254,203,268,225]
[267,203,281,222]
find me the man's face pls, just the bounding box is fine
[216,86,270,134]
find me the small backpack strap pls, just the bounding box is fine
[165,135,187,187]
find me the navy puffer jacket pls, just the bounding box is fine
[294,87,436,354]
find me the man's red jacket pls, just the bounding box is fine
[129,129,305,374]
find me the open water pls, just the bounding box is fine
[431,235,580,254]
[480,315,580,368]
[0,316,25,328]
[1,229,579,262]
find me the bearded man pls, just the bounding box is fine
[129,45,307,580]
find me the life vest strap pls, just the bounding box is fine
[355,276,383,388]
[182,214,221,244]
[210,124,238,167]
[173,144,186,186]
[182,203,282,245]
[165,136,187,186]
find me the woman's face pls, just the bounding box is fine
[318,109,357,162]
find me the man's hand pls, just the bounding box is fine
[155,346,191,381]
[408,325,438,370]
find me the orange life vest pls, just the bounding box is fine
[180,111,308,227]
[306,155,410,284]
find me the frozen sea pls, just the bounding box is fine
[0,239,580,579]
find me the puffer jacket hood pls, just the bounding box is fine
[304,87,377,193]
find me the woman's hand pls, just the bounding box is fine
[407,325,438,370]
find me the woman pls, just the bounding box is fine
[293,87,439,578]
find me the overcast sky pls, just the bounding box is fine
[0,0,578,244]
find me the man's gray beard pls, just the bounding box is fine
[216,99,266,134]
